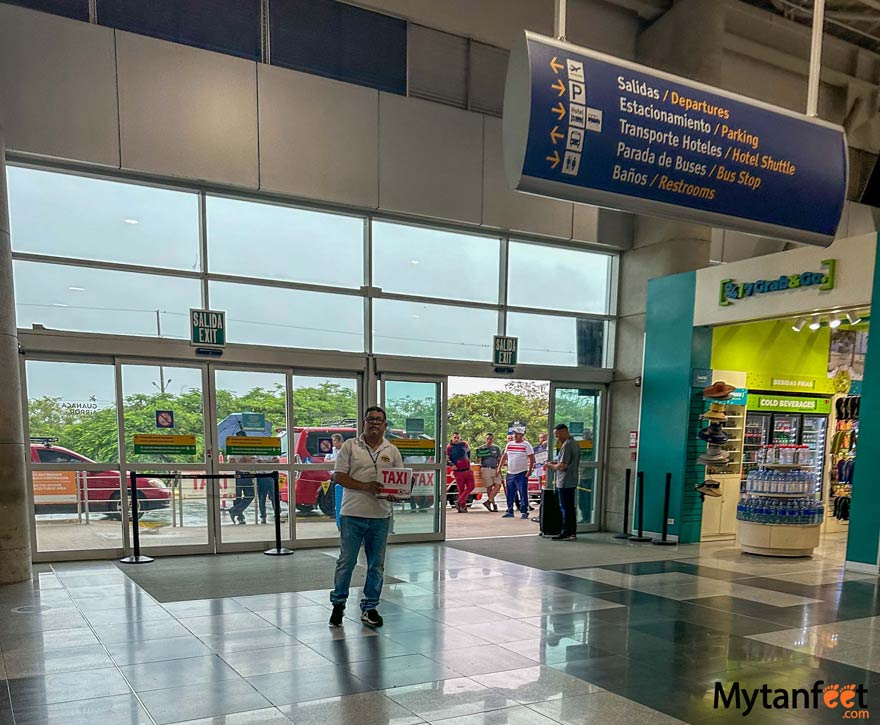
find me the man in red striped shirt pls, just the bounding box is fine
[500,427,535,519]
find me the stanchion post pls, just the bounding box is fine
[613,468,632,539]
[120,471,153,564]
[629,471,652,542]
[265,471,292,556]
[653,472,677,546]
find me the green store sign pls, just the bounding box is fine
[718,259,835,306]
[747,394,832,414]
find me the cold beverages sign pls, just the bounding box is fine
[503,32,847,246]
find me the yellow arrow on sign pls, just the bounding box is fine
[550,56,564,73]
[546,150,561,169]
[551,102,566,120]
[550,125,564,144]
[551,79,566,97]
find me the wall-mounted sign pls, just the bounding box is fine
[405,418,425,436]
[746,394,832,414]
[503,32,847,246]
[190,309,226,347]
[226,436,281,456]
[493,336,518,366]
[569,421,585,436]
[629,430,638,448]
[719,260,835,306]
[133,434,196,455]
[746,372,837,395]
[240,412,266,432]
[391,438,435,458]
[155,410,174,429]
[692,368,713,388]
[32,470,78,504]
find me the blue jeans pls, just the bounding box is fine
[506,472,529,514]
[557,486,576,536]
[331,515,391,612]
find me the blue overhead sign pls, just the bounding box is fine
[503,32,847,246]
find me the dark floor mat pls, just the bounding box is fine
[116,550,401,602]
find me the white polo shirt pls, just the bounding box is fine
[334,435,403,518]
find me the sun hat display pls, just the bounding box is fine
[701,403,728,422]
[703,381,736,400]
[698,444,730,465]
[695,480,722,497]
[698,423,729,444]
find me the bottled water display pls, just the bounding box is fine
[736,496,825,525]
[745,468,818,496]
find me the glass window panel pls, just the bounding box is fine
[206,196,363,288]
[507,313,606,367]
[373,222,500,304]
[13,261,200,338]
[7,167,200,270]
[507,241,611,314]
[209,281,363,352]
[373,299,497,361]
[26,361,118,463]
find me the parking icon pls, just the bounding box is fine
[569,104,586,129]
[569,81,586,106]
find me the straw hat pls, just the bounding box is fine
[700,402,727,422]
[696,480,722,497]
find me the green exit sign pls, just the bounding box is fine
[493,335,518,366]
[190,309,226,347]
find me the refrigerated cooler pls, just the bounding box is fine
[741,411,827,481]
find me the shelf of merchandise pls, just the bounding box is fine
[737,460,821,557]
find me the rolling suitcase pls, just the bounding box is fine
[539,487,562,537]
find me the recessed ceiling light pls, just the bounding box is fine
[411,314,420,319]
[68,286,86,292]
[791,317,807,332]
[410,260,420,265]
[123,218,140,225]
[808,315,821,330]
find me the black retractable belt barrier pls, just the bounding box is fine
[628,471,652,542]
[265,471,293,556]
[119,471,154,564]
[613,468,632,539]
[653,472,677,546]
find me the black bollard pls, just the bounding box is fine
[119,471,154,564]
[613,469,632,539]
[628,471,652,542]
[265,471,293,556]
[653,472,677,546]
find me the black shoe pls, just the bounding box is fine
[237,515,246,525]
[260,518,267,524]
[329,605,345,627]
[361,609,383,627]
[228,510,237,524]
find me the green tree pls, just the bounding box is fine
[447,382,549,449]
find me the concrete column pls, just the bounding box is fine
[604,219,710,532]
[0,127,32,584]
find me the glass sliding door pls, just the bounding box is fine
[549,385,603,532]
[381,377,446,539]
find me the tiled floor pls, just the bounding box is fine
[0,532,877,723]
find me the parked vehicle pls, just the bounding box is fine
[30,438,171,519]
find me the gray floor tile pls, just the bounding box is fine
[247,663,371,705]
[200,628,297,654]
[279,691,424,725]
[232,592,319,610]
[7,667,131,709]
[219,644,334,677]
[106,635,213,666]
[383,676,516,721]
[138,678,272,725]
[382,627,488,653]
[306,635,423,665]
[527,691,688,724]
[12,693,152,724]
[2,643,116,678]
[253,605,334,627]
[73,594,157,612]
[168,707,293,724]
[163,599,249,618]
[0,610,88,635]
[456,621,546,644]
[178,612,277,636]
[427,645,539,677]
[0,627,98,654]
[422,607,503,626]
[431,704,560,725]
[82,605,173,626]
[350,654,461,690]
[472,665,602,704]
[283,621,381,644]
[92,618,191,644]
[121,654,241,692]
